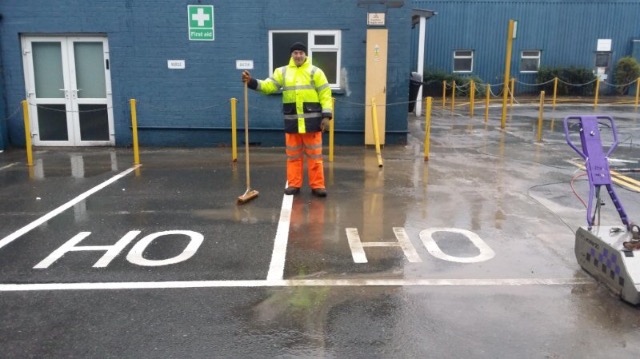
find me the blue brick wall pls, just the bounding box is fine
[0,0,413,147]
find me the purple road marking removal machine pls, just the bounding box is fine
[564,115,640,305]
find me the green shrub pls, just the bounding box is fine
[614,57,640,95]
[536,66,596,96]
[422,70,485,97]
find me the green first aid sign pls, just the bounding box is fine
[188,5,214,41]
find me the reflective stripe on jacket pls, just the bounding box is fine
[257,57,333,134]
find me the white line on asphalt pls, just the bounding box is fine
[0,277,594,292]
[0,162,18,171]
[266,191,293,281]
[0,165,141,251]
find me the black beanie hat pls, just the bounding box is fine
[290,42,307,54]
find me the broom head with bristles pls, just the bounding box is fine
[237,188,259,204]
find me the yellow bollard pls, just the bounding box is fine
[469,80,475,118]
[594,78,600,110]
[230,98,238,162]
[329,97,335,162]
[484,84,490,123]
[537,91,545,142]
[442,80,447,109]
[501,19,515,129]
[552,77,558,109]
[130,99,140,165]
[370,98,383,167]
[509,78,515,108]
[424,97,432,161]
[451,81,456,113]
[21,100,33,167]
[635,78,640,111]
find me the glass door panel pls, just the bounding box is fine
[37,105,68,141]
[74,42,106,99]
[32,42,65,98]
[78,105,109,141]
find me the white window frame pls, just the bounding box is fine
[269,30,342,89]
[520,50,541,73]
[453,50,473,73]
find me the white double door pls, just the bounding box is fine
[22,36,114,146]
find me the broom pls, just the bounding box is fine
[237,81,259,204]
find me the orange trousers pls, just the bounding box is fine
[285,132,325,189]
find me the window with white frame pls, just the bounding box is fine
[520,50,541,73]
[269,30,341,88]
[453,50,473,72]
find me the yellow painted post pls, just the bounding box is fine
[635,78,640,111]
[501,19,515,129]
[552,77,558,109]
[469,80,475,118]
[442,80,447,108]
[424,97,432,161]
[230,98,238,162]
[594,78,600,109]
[537,91,545,142]
[484,84,490,122]
[21,100,33,166]
[130,99,140,165]
[329,97,335,162]
[370,98,383,167]
[451,80,456,113]
[509,78,515,108]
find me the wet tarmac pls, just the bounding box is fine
[1,104,639,358]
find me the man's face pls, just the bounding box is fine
[292,50,306,66]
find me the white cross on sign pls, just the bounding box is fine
[188,5,214,41]
[192,8,210,26]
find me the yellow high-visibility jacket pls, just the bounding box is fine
[252,57,333,134]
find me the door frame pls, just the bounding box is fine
[21,35,115,146]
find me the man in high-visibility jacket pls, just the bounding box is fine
[242,42,333,197]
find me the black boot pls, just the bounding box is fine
[284,187,300,195]
[311,188,327,197]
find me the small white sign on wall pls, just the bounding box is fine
[168,60,186,69]
[236,60,254,70]
[367,12,386,26]
[597,39,612,52]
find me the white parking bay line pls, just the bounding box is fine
[0,165,140,251]
[0,162,18,171]
[266,193,293,281]
[0,277,594,292]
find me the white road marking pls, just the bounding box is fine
[420,228,495,263]
[0,162,18,171]
[0,277,594,292]
[266,191,293,281]
[346,228,368,263]
[126,230,203,266]
[346,227,422,263]
[0,165,140,251]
